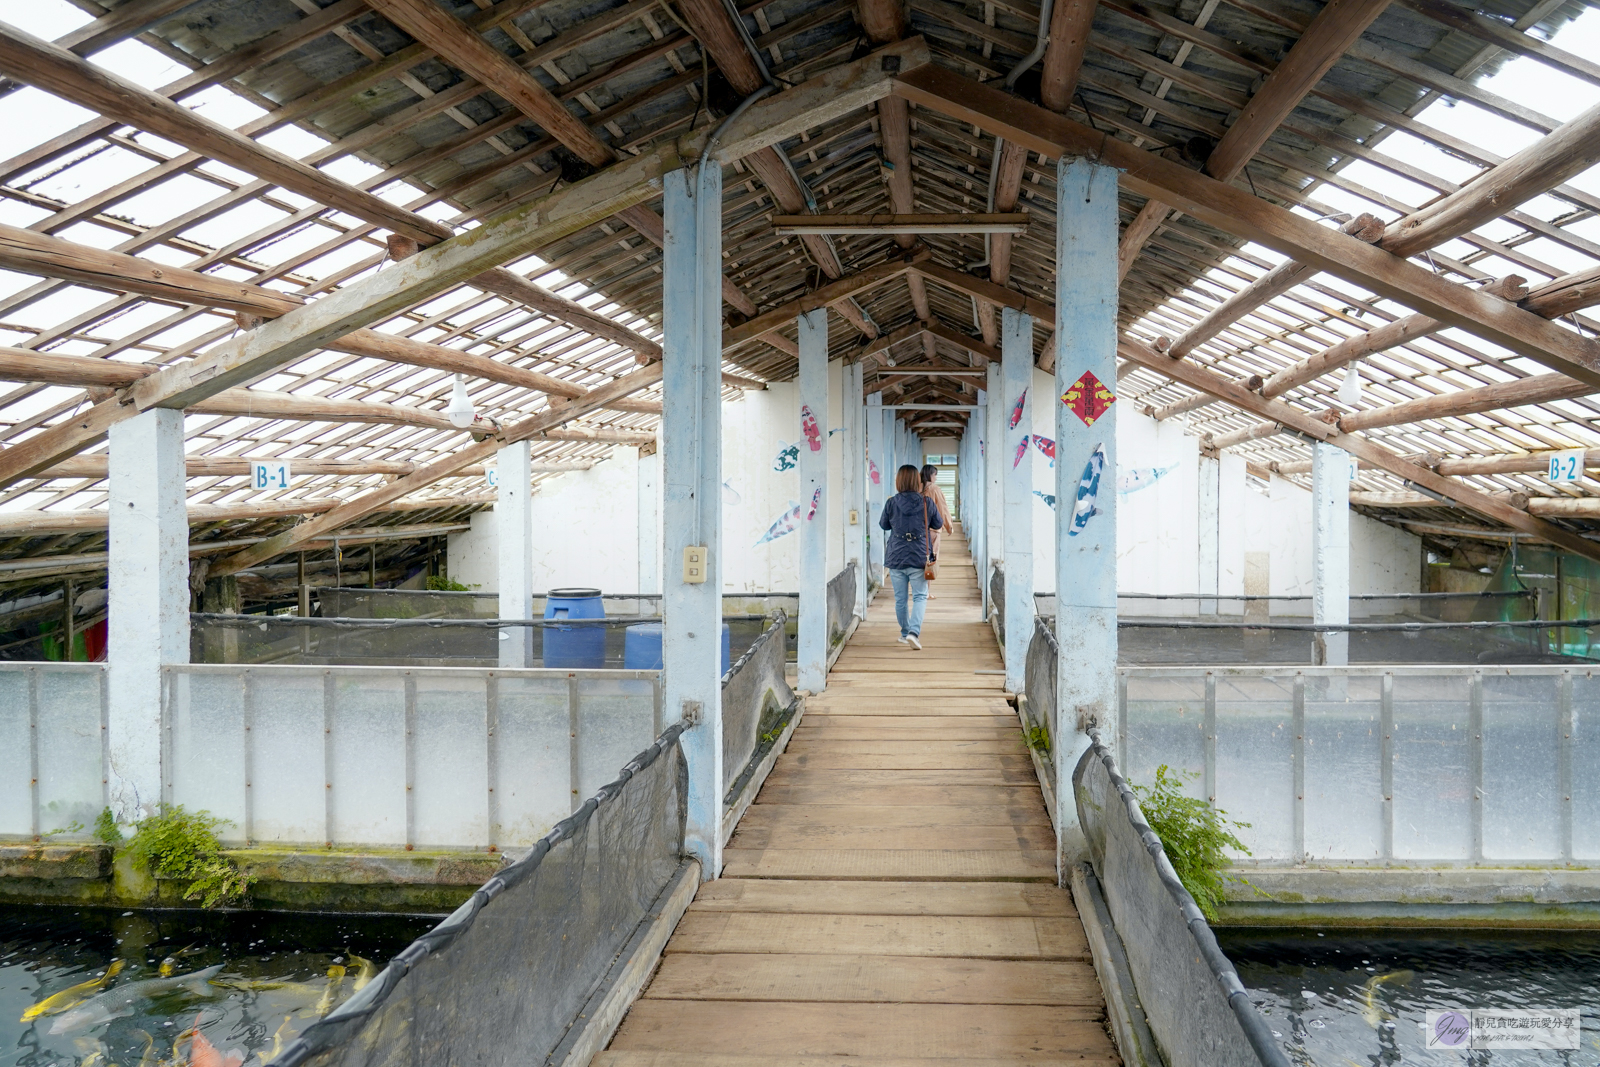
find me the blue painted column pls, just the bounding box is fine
[1002,309,1033,695]
[1054,158,1120,866]
[661,163,723,876]
[969,390,986,598]
[797,308,828,692]
[496,439,533,667]
[985,363,1003,618]
[1312,441,1350,666]
[865,392,886,587]
[847,360,869,614]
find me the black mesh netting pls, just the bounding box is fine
[989,563,1004,642]
[269,721,688,1067]
[826,561,858,648]
[721,613,796,804]
[1023,616,1057,796]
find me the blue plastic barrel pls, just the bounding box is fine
[543,587,606,668]
[624,622,731,674]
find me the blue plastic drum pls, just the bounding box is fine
[624,622,731,674]
[543,587,606,668]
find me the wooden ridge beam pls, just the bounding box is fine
[1115,334,1600,562]
[0,495,495,536]
[37,455,594,481]
[1338,372,1591,433]
[724,251,925,346]
[895,66,1600,386]
[772,213,1030,234]
[1039,0,1097,112]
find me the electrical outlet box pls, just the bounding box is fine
[849,509,859,525]
[682,546,707,583]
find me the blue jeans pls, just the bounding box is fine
[890,566,928,638]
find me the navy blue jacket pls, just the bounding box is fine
[879,490,943,570]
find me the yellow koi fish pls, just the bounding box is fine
[1361,970,1414,1028]
[20,960,125,1022]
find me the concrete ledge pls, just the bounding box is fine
[0,843,110,880]
[1070,863,1165,1067]
[1219,866,1600,928]
[723,697,804,848]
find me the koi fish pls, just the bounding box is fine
[1118,465,1177,495]
[1034,491,1056,509]
[801,405,822,451]
[756,502,803,545]
[805,487,822,521]
[49,965,223,1034]
[772,441,798,472]
[868,459,881,486]
[1360,970,1414,1028]
[314,965,346,1017]
[1013,435,1030,469]
[1069,444,1105,537]
[255,1017,293,1065]
[21,960,124,1022]
[347,954,378,992]
[1009,390,1027,429]
[1034,435,1056,465]
[190,1028,245,1067]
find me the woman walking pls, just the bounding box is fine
[879,464,943,650]
[921,463,952,597]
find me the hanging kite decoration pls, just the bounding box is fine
[1013,435,1031,469]
[1062,371,1115,427]
[801,405,822,451]
[805,487,822,521]
[1070,444,1107,537]
[773,441,799,471]
[1008,389,1028,429]
[756,501,803,545]
[1118,465,1177,495]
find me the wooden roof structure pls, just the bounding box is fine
[0,0,1596,604]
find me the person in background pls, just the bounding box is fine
[879,464,942,650]
[921,463,952,595]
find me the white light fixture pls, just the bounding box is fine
[446,373,476,428]
[1339,364,1362,407]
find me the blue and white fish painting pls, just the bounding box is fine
[723,481,741,505]
[1069,444,1106,537]
[1034,490,1056,509]
[1117,464,1177,495]
[756,501,802,545]
[773,441,799,472]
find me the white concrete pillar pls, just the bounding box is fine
[638,442,660,594]
[985,364,1003,616]
[1312,441,1351,666]
[497,438,534,667]
[1002,309,1033,695]
[1054,159,1120,866]
[661,164,723,875]
[846,361,868,615]
[1198,455,1220,616]
[866,393,886,586]
[797,308,829,693]
[108,408,188,824]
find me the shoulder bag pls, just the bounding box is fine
[921,495,940,581]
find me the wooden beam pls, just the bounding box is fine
[54,0,200,56]
[1338,372,1592,433]
[724,252,923,346]
[924,321,1000,364]
[1039,0,1097,112]
[1352,491,1600,520]
[0,495,494,536]
[1116,334,1600,562]
[857,0,906,45]
[913,261,1056,322]
[895,66,1600,386]
[772,213,1030,234]
[37,455,594,480]
[1523,263,1600,320]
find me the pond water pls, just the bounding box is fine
[0,905,439,1066]
[1219,927,1600,1065]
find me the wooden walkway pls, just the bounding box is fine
[599,527,1119,1065]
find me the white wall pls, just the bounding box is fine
[723,382,802,593]
[1116,411,1201,600]
[1260,472,1421,612]
[447,511,497,591]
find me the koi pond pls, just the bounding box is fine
[1219,927,1600,1065]
[0,905,438,1066]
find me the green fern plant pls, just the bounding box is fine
[125,806,254,908]
[93,807,122,845]
[1024,723,1050,753]
[1133,765,1252,921]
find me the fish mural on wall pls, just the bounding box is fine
[1009,390,1027,429]
[1070,444,1106,537]
[868,459,881,486]
[801,405,822,451]
[722,481,741,505]
[1034,490,1056,509]
[773,441,799,471]
[805,487,822,520]
[756,501,803,545]
[1034,435,1055,466]
[1013,435,1030,469]
[1118,465,1177,495]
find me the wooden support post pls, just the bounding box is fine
[1053,159,1119,868]
[661,165,723,878]
[497,439,534,668]
[107,408,187,826]
[797,308,829,693]
[1312,442,1351,667]
[1001,309,1033,696]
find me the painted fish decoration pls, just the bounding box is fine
[722,481,741,505]
[1034,491,1056,509]
[801,405,822,451]
[1069,444,1106,537]
[828,427,845,437]
[1013,435,1030,469]
[48,966,222,1035]
[1009,390,1027,429]
[756,501,803,545]
[1118,465,1177,495]
[805,487,822,521]
[772,441,798,472]
[868,459,881,486]
[21,960,124,1022]
[1034,435,1056,466]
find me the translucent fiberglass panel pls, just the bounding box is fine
[1391,672,1472,860]
[493,674,572,845]
[1214,673,1294,859]
[35,669,103,837]
[0,670,32,835]
[1121,672,1205,791]
[1304,673,1383,860]
[412,673,490,848]
[168,670,247,836]
[249,670,329,844]
[575,678,656,799]
[1572,672,1600,859]
[328,672,406,848]
[1481,672,1561,861]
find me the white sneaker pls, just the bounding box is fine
[907,635,922,650]
[897,635,909,644]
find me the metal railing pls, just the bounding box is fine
[0,663,108,839]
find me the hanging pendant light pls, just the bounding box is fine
[446,373,476,428]
[1339,364,1363,407]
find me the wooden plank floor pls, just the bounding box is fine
[600,527,1119,1066]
